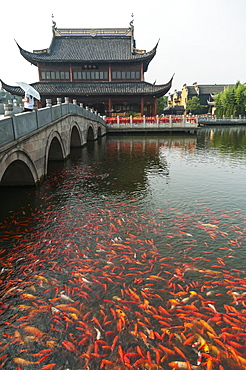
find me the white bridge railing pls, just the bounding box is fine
[198,115,246,124]
[0,98,106,147]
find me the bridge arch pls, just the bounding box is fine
[97,126,102,138]
[70,122,82,147]
[0,150,39,186]
[87,126,95,141]
[45,131,66,176]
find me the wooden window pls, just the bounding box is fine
[46,72,51,79]
[41,72,46,80]
[112,71,141,80]
[72,69,108,80]
[65,72,69,79]
[60,72,65,79]
[51,72,55,79]
[56,71,60,79]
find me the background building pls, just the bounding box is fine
[167,82,231,115]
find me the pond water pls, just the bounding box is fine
[0,126,245,370]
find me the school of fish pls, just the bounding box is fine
[0,164,246,370]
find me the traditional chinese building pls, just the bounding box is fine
[1,20,173,116]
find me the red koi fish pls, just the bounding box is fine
[62,340,78,353]
[38,364,57,370]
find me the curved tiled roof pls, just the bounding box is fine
[1,79,173,98]
[198,84,230,94]
[17,35,157,72]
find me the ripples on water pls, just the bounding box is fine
[0,127,245,370]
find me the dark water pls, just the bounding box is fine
[0,126,245,370]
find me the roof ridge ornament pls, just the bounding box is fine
[90,29,97,37]
[52,14,57,35]
[130,13,136,51]
[130,13,134,30]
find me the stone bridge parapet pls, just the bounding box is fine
[0,101,106,186]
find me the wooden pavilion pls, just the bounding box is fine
[1,20,173,116]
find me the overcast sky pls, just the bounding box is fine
[1,0,245,94]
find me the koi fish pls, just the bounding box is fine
[168,361,201,369]
[23,326,46,339]
[38,364,57,370]
[13,358,37,365]
[62,340,78,352]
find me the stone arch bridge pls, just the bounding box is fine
[0,101,106,186]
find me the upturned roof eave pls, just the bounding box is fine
[16,39,158,65]
[0,79,25,96]
[1,76,173,97]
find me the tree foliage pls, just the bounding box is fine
[186,96,202,114]
[214,81,246,117]
[157,96,168,115]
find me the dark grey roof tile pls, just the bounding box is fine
[0,79,173,98]
[19,36,157,65]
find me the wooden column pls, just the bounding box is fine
[108,97,112,115]
[70,64,73,81]
[140,62,144,81]
[108,63,112,81]
[153,97,157,116]
[141,97,144,116]
[37,63,41,81]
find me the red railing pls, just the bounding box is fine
[186,116,197,124]
[106,116,197,125]
[159,116,170,123]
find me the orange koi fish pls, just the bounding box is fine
[20,293,38,300]
[13,358,37,365]
[23,326,46,339]
[111,335,119,351]
[54,304,81,316]
[173,345,188,361]
[168,361,200,369]
[157,343,175,355]
[100,359,115,368]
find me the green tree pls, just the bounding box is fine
[186,96,202,114]
[214,93,223,116]
[157,96,168,115]
[234,82,246,116]
[214,82,246,117]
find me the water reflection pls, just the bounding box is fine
[1,127,246,222]
[198,126,246,155]
[80,136,172,198]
